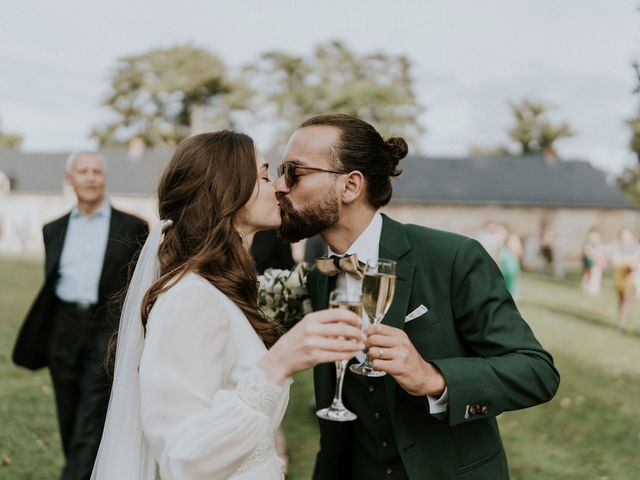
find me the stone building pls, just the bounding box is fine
[1,150,636,270]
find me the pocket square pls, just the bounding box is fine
[405,305,428,323]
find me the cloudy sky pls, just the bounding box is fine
[1,0,639,173]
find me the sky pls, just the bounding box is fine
[1,0,639,174]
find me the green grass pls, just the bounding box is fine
[2,259,639,479]
[0,257,63,479]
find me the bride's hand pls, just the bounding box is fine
[258,309,364,384]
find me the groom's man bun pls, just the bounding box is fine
[298,113,407,209]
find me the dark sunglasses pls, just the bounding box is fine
[276,163,348,188]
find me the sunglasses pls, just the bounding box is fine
[276,163,349,188]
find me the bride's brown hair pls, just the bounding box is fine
[141,130,280,347]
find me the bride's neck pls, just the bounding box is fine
[239,229,255,251]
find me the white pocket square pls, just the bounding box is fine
[405,305,428,323]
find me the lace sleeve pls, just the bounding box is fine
[236,366,293,416]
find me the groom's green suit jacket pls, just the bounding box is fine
[309,215,560,479]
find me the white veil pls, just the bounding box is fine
[91,219,172,480]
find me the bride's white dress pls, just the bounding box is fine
[138,273,291,480]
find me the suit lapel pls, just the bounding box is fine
[378,215,415,414]
[46,214,70,279]
[378,214,414,330]
[98,207,122,297]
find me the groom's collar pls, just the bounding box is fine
[327,212,382,262]
[379,214,412,261]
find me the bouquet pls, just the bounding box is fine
[258,263,312,329]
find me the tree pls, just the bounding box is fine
[508,99,573,159]
[0,115,23,149]
[244,40,425,148]
[617,63,640,203]
[627,62,640,162]
[91,45,251,148]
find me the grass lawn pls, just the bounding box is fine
[2,257,640,479]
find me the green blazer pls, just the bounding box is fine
[310,215,560,479]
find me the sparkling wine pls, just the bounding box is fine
[362,273,396,323]
[329,300,364,318]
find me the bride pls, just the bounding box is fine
[91,131,363,480]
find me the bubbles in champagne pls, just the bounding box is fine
[362,273,396,322]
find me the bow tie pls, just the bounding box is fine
[315,254,366,279]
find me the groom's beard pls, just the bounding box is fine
[278,191,339,243]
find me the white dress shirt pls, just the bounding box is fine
[56,201,111,303]
[327,212,448,414]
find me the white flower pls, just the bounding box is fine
[258,264,310,327]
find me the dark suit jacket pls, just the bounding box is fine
[250,229,294,274]
[310,215,560,480]
[12,206,148,370]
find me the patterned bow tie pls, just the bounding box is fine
[315,254,366,279]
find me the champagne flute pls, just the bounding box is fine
[315,291,360,422]
[350,258,397,377]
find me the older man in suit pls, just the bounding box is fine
[276,114,559,480]
[13,152,148,480]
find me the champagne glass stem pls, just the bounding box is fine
[360,315,382,370]
[331,360,348,408]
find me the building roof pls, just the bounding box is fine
[0,150,633,209]
[392,155,632,209]
[0,150,172,195]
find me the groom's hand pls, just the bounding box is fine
[366,324,446,397]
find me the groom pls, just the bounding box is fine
[276,114,559,479]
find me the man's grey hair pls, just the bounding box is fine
[65,151,107,173]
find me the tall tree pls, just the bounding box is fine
[0,115,23,149]
[508,99,573,159]
[627,62,640,162]
[617,62,640,203]
[244,40,425,148]
[92,45,250,148]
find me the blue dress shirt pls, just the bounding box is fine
[55,201,111,304]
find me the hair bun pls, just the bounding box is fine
[384,137,407,177]
[385,137,408,162]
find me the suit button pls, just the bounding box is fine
[386,467,393,475]
[368,384,375,393]
[374,412,381,420]
[481,405,488,415]
[381,440,388,448]
[469,405,478,415]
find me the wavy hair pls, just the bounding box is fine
[141,131,280,347]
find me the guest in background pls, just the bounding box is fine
[12,152,148,480]
[581,227,605,297]
[496,224,522,299]
[303,234,328,264]
[250,229,294,273]
[610,228,640,333]
[475,221,501,263]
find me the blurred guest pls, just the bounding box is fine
[540,230,555,273]
[610,228,640,333]
[250,229,294,273]
[303,234,328,263]
[581,227,605,297]
[12,152,148,480]
[476,220,501,263]
[496,224,522,299]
